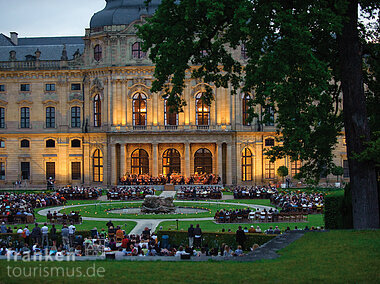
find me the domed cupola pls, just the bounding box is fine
[90,0,161,28]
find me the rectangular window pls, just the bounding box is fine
[71,162,81,180]
[0,108,4,128]
[21,162,30,180]
[45,84,56,91]
[46,107,55,128]
[20,84,30,92]
[71,107,81,128]
[0,162,5,180]
[343,160,349,178]
[46,162,55,180]
[71,84,81,91]
[264,159,275,179]
[291,160,302,177]
[0,85,5,92]
[20,107,30,128]
[265,106,275,126]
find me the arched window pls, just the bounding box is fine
[0,107,5,128]
[162,149,181,175]
[242,94,251,126]
[46,107,55,128]
[196,93,210,126]
[132,42,146,59]
[46,139,55,148]
[71,139,81,148]
[93,149,103,182]
[94,94,101,127]
[164,100,178,126]
[133,93,147,126]
[131,149,149,175]
[194,148,212,174]
[94,45,102,61]
[20,139,30,148]
[242,148,253,181]
[20,107,30,128]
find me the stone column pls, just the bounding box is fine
[227,143,233,185]
[121,80,126,126]
[120,144,126,177]
[111,144,117,185]
[152,143,158,177]
[217,142,223,182]
[185,142,190,178]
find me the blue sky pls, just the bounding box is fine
[0,0,106,37]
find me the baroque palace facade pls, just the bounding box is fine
[0,0,348,187]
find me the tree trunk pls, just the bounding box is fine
[337,0,379,229]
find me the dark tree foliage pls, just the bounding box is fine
[138,0,379,228]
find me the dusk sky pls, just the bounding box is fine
[0,0,106,37]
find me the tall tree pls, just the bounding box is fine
[138,0,379,228]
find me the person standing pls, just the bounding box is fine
[61,225,70,250]
[23,225,30,245]
[236,226,246,251]
[188,224,194,248]
[31,223,42,245]
[41,223,49,248]
[68,222,76,247]
[50,224,57,245]
[193,224,202,248]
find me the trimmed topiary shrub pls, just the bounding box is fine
[156,230,275,249]
[324,184,353,229]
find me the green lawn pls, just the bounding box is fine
[158,214,324,232]
[0,230,378,283]
[58,201,252,220]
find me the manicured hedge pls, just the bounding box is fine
[157,230,275,249]
[0,230,92,245]
[324,184,353,229]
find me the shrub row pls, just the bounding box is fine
[0,230,92,245]
[157,230,275,249]
[324,184,353,229]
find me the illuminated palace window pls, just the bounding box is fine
[242,147,253,181]
[93,149,103,182]
[46,162,55,180]
[162,149,181,175]
[131,149,149,175]
[264,158,275,179]
[194,148,212,174]
[242,94,251,126]
[94,94,101,127]
[133,93,147,126]
[291,160,302,177]
[164,100,178,126]
[196,93,210,126]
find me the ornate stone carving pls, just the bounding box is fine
[90,77,104,95]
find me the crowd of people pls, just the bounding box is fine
[107,186,155,200]
[233,186,278,199]
[270,192,324,213]
[176,186,223,199]
[46,210,82,224]
[119,174,221,185]
[0,192,65,224]
[55,187,102,200]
